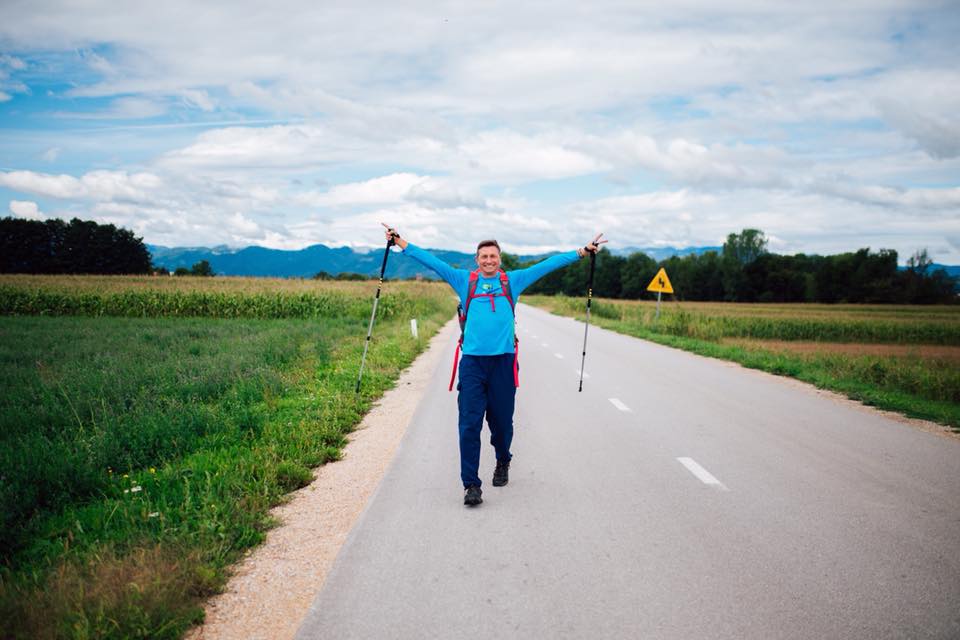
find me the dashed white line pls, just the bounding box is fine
[554,353,564,359]
[608,398,631,412]
[577,369,590,379]
[541,342,549,348]
[676,457,729,491]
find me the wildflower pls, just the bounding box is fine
[150,468,156,474]
[148,512,159,518]
[130,486,143,493]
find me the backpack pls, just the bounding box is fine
[448,268,520,391]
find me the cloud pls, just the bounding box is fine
[814,180,960,210]
[0,169,163,202]
[0,54,26,70]
[297,173,427,207]
[0,52,29,101]
[875,71,960,159]
[9,200,45,220]
[54,96,168,120]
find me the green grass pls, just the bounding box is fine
[526,295,960,430]
[0,279,454,639]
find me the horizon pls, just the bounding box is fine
[1,2,958,262]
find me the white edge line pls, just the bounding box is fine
[676,457,729,491]
[554,353,564,359]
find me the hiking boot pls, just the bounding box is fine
[464,485,483,506]
[492,459,510,487]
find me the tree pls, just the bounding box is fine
[190,260,215,277]
[500,252,521,270]
[722,229,768,301]
[906,249,933,276]
[620,252,658,299]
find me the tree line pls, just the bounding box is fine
[518,229,956,304]
[1,217,153,275]
[0,217,216,276]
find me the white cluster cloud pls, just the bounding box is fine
[0,170,162,202]
[9,199,44,220]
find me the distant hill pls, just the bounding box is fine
[611,245,722,260]
[147,243,728,278]
[150,243,956,281]
[147,244,548,279]
[933,264,960,278]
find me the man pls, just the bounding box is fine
[382,223,606,507]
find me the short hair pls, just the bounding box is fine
[476,239,501,255]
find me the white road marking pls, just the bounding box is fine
[554,353,564,359]
[676,457,729,491]
[541,342,549,348]
[577,369,590,379]
[608,398,631,412]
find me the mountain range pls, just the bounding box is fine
[147,243,722,278]
[147,243,959,281]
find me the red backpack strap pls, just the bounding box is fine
[451,269,481,391]
[498,270,515,313]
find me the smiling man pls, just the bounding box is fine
[382,223,605,507]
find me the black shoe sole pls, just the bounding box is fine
[464,496,483,506]
[492,477,508,487]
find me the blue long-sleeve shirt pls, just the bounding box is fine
[402,243,580,355]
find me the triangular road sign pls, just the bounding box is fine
[646,268,674,294]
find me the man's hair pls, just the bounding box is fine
[476,239,501,255]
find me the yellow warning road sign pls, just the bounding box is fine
[647,268,674,294]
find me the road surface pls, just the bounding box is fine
[296,303,960,639]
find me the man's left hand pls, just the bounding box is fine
[580,233,608,257]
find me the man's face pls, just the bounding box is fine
[475,246,501,277]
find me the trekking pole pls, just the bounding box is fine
[355,233,396,393]
[578,249,597,392]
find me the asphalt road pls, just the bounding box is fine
[296,303,960,640]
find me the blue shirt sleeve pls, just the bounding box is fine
[508,251,581,296]
[401,243,469,301]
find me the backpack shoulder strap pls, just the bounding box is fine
[499,270,515,312]
[464,268,481,312]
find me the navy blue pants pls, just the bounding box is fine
[456,354,516,488]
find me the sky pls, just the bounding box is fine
[0,1,958,262]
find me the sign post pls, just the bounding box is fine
[646,268,674,320]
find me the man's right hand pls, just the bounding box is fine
[381,222,408,249]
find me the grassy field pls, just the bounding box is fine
[0,276,455,639]
[525,296,960,430]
